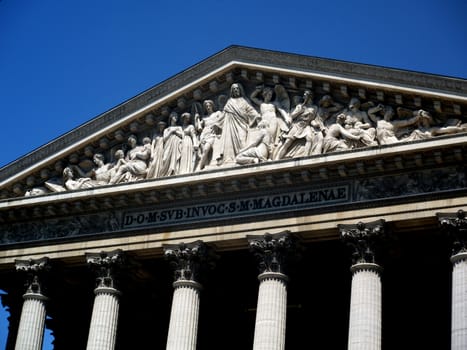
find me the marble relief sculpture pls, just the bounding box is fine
[250,85,290,147]
[178,112,199,175]
[195,99,223,170]
[236,120,272,165]
[216,83,261,165]
[341,98,378,148]
[276,90,322,159]
[160,112,183,177]
[368,104,420,145]
[323,114,363,153]
[146,121,167,178]
[25,80,467,196]
[62,167,95,190]
[109,135,150,184]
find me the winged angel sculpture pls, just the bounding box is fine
[25,81,467,196]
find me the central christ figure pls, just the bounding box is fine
[216,83,261,165]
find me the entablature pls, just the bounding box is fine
[1,47,466,201]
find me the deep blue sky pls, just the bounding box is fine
[0,0,466,348]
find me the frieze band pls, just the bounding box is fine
[122,184,349,229]
[1,163,466,246]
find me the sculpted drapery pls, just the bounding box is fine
[160,112,183,177]
[216,83,261,165]
[179,112,199,175]
[25,80,467,196]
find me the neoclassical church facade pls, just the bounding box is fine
[0,46,466,349]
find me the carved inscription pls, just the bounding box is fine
[1,165,464,246]
[122,185,350,229]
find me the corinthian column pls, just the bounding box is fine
[248,231,295,350]
[85,250,124,350]
[438,209,467,350]
[339,220,385,350]
[14,257,49,350]
[164,241,213,350]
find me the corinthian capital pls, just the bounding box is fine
[86,249,124,289]
[437,209,467,255]
[164,241,213,283]
[15,257,50,295]
[339,219,385,264]
[247,231,295,275]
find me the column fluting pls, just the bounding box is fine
[85,250,124,350]
[14,257,49,350]
[166,280,201,350]
[164,241,213,350]
[248,231,296,350]
[348,263,382,350]
[438,209,467,350]
[451,253,467,350]
[252,272,288,350]
[14,294,47,350]
[85,287,121,350]
[339,219,385,350]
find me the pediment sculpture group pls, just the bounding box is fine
[28,82,467,195]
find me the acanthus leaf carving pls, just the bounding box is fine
[437,209,467,255]
[339,219,385,265]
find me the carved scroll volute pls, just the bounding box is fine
[339,219,385,264]
[247,231,297,275]
[163,241,216,283]
[86,249,124,289]
[437,209,467,255]
[15,257,50,295]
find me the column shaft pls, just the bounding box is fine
[14,294,47,350]
[348,263,382,350]
[86,287,120,350]
[451,253,467,350]
[166,281,201,350]
[252,272,288,350]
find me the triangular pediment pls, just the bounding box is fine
[0,46,466,211]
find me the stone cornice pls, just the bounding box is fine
[0,134,465,223]
[228,46,467,95]
[1,45,466,193]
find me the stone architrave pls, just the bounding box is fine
[14,257,49,350]
[339,220,385,350]
[85,250,124,350]
[437,209,467,350]
[164,241,213,350]
[247,231,296,350]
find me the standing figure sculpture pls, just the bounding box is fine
[195,100,224,170]
[179,112,199,174]
[160,112,183,177]
[250,85,290,148]
[109,135,151,184]
[147,121,167,178]
[276,90,322,159]
[216,83,261,165]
